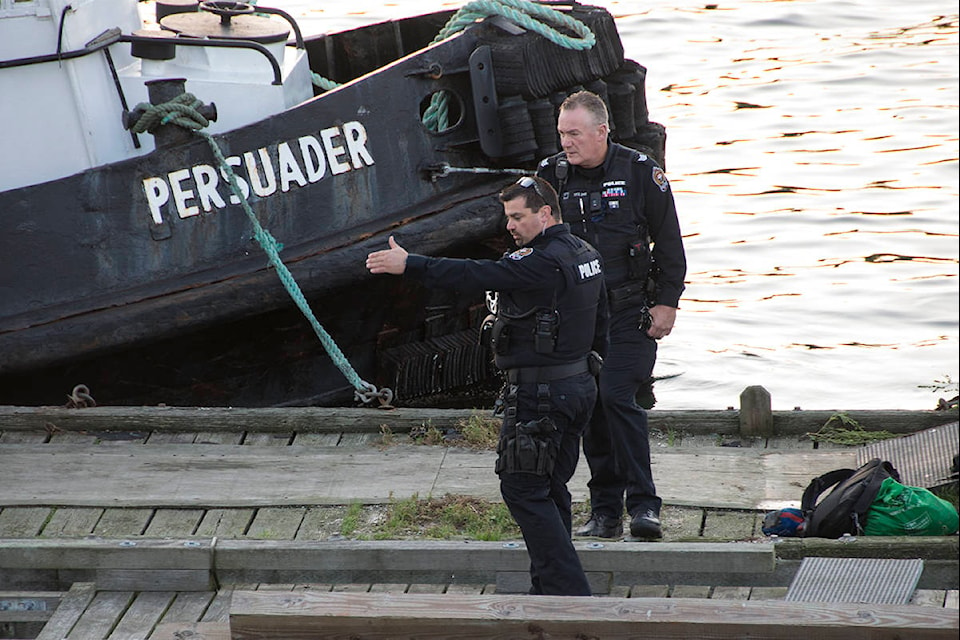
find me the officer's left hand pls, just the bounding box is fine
[366,236,408,275]
[647,305,677,340]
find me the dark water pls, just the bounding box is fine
[255,0,960,410]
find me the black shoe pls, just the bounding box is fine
[575,514,623,538]
[630,509,662,539]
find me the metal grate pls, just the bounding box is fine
[857,421,959,488]
[785,557,923,604]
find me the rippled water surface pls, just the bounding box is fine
[273,0,958,410]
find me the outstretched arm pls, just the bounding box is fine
[366,236,408,275]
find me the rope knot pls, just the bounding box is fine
[129,93,210,134]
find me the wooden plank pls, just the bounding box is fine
[155,591,216,626]
[630,585,669,598]
[444,584,485,595]
[749,587,789,600]
[0,538,212,570]
[0,444,449,508]
[64,591,135,640]
[58,569,210,592]
[2,406,946,436]
[0,508,50,537]
[660,506,704,539]
[146,432,197,444]
[711,586,752,600]
[150,621,231,640]
[671,585,712,598]
[911,590,947,608]
[144,509,204,537]
[945,591,959,609]
[42,508,103,537]
[93,509,154,537]
[295,506,350,541]
[107,591,176,640]
[194,432,243,445]
[368,583,409,593]
[0,442,880,511]
[35,582,96,640]
[229,591,960,639]
[406,584,445,594]
[200,590,232,623]
[245,508,306,540]
[211,540,775,577]
[242,432,293,446]
[0,430,47,444]
[292,433,341,446]
[701,509,758,540]
[195,510,254,538]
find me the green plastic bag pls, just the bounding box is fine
[864,477,959,536]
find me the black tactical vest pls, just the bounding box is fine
[492,229,603,370]
[545,144,650,290]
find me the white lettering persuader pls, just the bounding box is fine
[142,121,375,225]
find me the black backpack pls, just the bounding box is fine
[800,458,900,538]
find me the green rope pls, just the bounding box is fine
[308,0,596,131]
[431,0,596,50]
[129,99,390,406]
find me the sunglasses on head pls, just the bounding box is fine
[516,176,548,202]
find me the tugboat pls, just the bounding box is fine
[0,0,665,408]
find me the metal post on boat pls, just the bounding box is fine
[123,77,217,148]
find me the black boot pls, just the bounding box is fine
[629,509,662,539]
[575,514,623,538]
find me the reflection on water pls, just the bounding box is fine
[270,0,957,409]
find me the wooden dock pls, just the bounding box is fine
[1,405,957,638]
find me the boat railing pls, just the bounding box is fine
[0,26,284,86]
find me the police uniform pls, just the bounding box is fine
[537,142,686,532]
[405,223,606,596]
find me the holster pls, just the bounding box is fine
[608,282,647,313]
[495,416,558,476]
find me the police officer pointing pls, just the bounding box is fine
[366,176,607,596]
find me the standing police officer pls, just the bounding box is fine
[366,176,607,595]
[537,91,687,540]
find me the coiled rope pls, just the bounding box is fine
[128,96,393,407]
[311,0,596,131]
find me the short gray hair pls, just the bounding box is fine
[560,90,609,127]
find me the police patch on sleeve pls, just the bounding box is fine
[508,247,534,260]
[652,166,669,193]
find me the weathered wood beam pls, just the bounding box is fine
[1,404,952,435]
[228,590,959,640]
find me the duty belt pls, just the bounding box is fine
[505,359,589,384]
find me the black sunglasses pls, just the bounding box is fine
[516,176,548,202]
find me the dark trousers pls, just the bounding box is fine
[498,371,596,596]
[583,307,660,520]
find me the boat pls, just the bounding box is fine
[0,0,666,408]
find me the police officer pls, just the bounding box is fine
[366,176,607,596]
[537,91,687,540]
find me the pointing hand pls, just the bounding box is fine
[366,235,408,275]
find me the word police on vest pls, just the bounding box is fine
[578,258,601,279]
